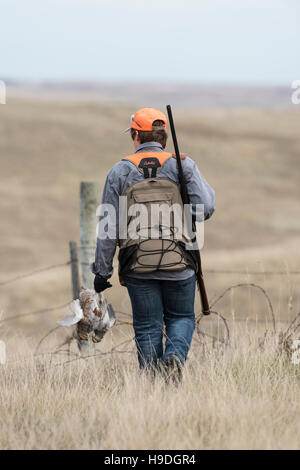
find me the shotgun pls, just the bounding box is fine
[166,105,210,315]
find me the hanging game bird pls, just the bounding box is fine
[58,287,116,353]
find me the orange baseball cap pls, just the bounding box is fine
[125,108,167,132]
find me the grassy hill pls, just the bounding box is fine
[1,99,300,328]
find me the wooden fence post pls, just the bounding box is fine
[80,182,99,289]
[69,241,80,300]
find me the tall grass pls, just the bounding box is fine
[0,323,298,450]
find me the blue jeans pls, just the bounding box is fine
[124,274,196,368]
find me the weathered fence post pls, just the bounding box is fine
[80,182,99,289]
[69,241,80,300]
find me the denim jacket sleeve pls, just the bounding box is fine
[91,164,123,278]
[161,156,216,221]
[183,157,216,221]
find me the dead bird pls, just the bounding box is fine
[58,287,115,353]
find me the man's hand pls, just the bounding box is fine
[94,274,112,293]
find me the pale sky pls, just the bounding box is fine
[0,0,299,84]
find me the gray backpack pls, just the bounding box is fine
[118,151,197,279]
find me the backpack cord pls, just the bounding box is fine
[132,225,191,271]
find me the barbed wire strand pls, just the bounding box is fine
[34,325,62,355]
[59,338,135,367]
[1,258,300,289]
[0,261,70,287]
[205,269,300,275]
[209,282,276,333]
[0,302,70,323]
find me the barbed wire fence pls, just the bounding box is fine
[1,184,300,364]
[2,257,300,290]
[1,251,300,325]
[1,240,300,367]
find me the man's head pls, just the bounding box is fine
[126,108,168,149]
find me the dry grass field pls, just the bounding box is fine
[0,323,299,450]
[0,97,299,449]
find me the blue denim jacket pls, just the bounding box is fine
[92,142,215,280]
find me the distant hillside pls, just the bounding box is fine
[5,81,294,108]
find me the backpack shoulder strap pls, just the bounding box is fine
[122,152,172,178]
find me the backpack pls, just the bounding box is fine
[118,151,197,279]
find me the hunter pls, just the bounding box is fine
[92,108,215,380]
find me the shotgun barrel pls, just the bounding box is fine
[166,105,210,315]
